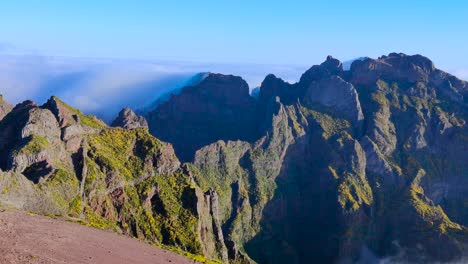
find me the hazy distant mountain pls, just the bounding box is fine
[0,54,203,122]
[342,57,368,70]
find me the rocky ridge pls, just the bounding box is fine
[147,53,467,263]
[0,53,467,264]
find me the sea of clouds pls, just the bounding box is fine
[1,48,466,123]
[0,53,306,122]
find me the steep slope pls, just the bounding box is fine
[188,97,300,262]
[151,53,467,263]
[249,54,467,263]
[0,97,222,263]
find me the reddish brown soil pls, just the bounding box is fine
[0,209,196,264]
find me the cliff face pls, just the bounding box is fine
[243,54,467,263]
[0,53,467,264]
[147,73,261,162]
[151,53,467,263]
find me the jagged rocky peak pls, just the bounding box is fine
[43,96,106,129]
[258,56,352,107]
[299,55,345,85]
[112,107,148,129]
[385,52,435,72]
[350,52,436,84]
[42,96,107,153]
[192,73,252,104]
[0,95,14,121]
[0,98,64,173]
[258,74,292,103]
[43,96,76,128]
[321,55,344,74]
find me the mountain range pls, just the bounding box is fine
[0,53,466,263]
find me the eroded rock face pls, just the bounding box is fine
[304,75,364,124]
[195,187,229,262]
[350,53,436,85]
[43,96,105,153]
[112,107,148,129]
[0,95,13,121]
[12,107,64,174]
[178,53,467,263]
[0,101,37,158]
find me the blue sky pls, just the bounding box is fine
[1,1,467,72]
[1,1,467,121]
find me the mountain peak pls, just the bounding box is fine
[259,74,292,103]
[299,56,344,85]
[147,72,258,161]
[183,73,252,105]
[112,107,148,129]
[321,55,343,74]
[43,96,107,129]
[350,52,436,84]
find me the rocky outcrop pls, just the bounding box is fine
[43,96,105,153]
[350,52,436,85]
[195,187,229,262]
[112,107,148,129]
[0,95,13,121]
[0,101,37,166]
[300,55,344,85]
[0,100,69,175]
[0,97,211,262]
[304,75,364,124]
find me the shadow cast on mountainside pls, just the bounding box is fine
[244,131,345,264]
[146,73,268,163]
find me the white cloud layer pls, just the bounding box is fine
[0,53,307,122]
[2,51,466,123]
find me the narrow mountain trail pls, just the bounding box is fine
[0,209,195,264]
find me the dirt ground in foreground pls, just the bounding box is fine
[0,209,196,264]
